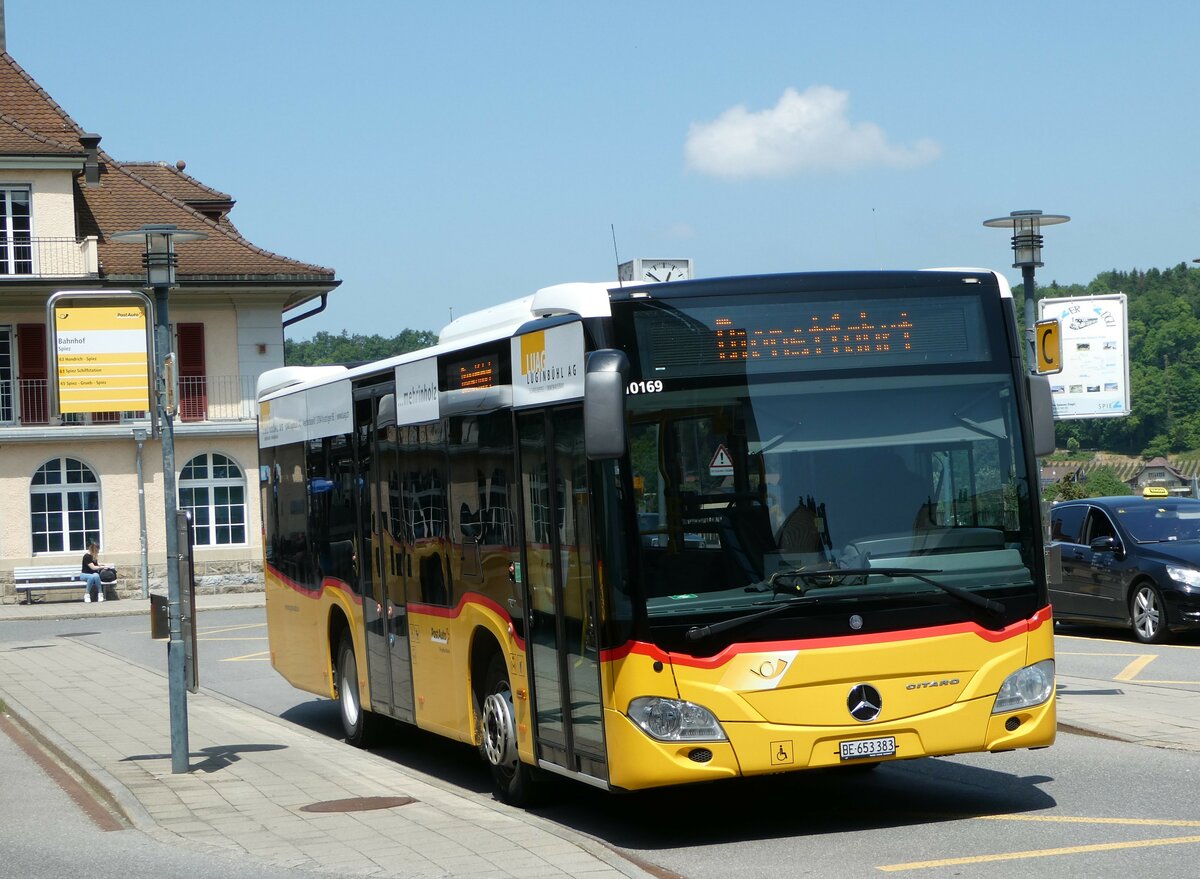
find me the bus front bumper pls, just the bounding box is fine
[604,693,1055,792]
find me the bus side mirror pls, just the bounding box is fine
[584,349,629,460]
[1026,374,1056,457]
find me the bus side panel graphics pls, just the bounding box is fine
[406,594,528,747]
[264,562,365,700]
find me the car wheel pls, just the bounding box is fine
[336,631,377,746]
[478,652,542,806]
[1131,582,1168,644]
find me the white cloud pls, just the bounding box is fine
[684,85,940,179]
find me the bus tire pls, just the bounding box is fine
[336,631,375,747]
[480,652,542,806]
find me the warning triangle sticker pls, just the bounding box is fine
[709,444,734,476]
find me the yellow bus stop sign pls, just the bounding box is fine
[1035,319,1062,374]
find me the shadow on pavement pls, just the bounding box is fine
[121,743,287,773]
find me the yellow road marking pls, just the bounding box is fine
[1057,649,1200,684]
[222,650,270,662]
[198,622,267,636]
[1115,654,1157,681]
[196,636,269,642]
[878,835,1200,871]
[974,814,1200,828]
[1058,634,1200,651]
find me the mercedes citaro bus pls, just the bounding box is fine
[257,269,1058,804]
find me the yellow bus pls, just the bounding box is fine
[257,270,1058,804]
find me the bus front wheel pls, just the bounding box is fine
[337,632,375,747]
[480,652,541,806]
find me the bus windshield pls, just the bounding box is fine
[612,281,1040,644]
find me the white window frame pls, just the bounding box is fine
[0,185,33,275]
[30,456,101,555]
[0,325,12,423]
[179,452,248,546]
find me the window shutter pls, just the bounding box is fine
[176,323,207,421]
[16,323,46,423]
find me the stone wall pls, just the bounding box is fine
[1,560,265,604]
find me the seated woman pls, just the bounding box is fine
[81,541,112,602]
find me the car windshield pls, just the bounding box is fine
[1115,503,1200,542]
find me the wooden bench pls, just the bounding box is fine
[13,565,91,604]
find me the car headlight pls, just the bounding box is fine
[1167,565,1200,589]
[992,659,1055,714]
[627,697,727,742]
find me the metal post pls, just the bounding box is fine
[156,283,189,773]
[1023,264,1037,375]
[113,224,205,776]
[134,429,150,599]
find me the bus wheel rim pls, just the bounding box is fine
[482,690,518,768]
[341,666,359,726]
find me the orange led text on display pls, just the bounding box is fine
[712,311,914,360]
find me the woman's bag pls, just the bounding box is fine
[99,567,117,583]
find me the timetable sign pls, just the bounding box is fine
[55,304,151,413]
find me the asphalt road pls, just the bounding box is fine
[7,609,1200,877]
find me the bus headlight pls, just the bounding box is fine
[992,660,1055,714]
[628,697,728,742]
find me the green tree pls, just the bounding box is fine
[285,329,438,365]
[1083,466,1131,498]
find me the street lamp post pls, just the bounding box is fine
[983,209,1070,373]
[112,224,206,774]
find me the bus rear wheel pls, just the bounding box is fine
[480,652,541,806]
[336,632,375,747]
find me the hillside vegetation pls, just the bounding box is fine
[1031,263,1200,458]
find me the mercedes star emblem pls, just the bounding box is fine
[847,683,883,722]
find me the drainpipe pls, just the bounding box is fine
[281,293,327,330]
[133,427,150,598]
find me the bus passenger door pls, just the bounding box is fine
[517,407,607,782]
[355,390,415,723]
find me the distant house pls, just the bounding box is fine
[1127,457,1193,497]
[0,46,339,601]
[1039,465,1081,493]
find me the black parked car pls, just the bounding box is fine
[1049,496,1200,643]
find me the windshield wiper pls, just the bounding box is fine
[759,566,1006,615]
[685,596,812,641]
[686,567,1008,642]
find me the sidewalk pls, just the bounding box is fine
[3,594,1200,877]
[0,593,652,879]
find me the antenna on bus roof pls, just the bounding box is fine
[611,224,623,287]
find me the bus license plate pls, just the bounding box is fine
[839,736,896,761]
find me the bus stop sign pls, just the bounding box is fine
[1035,319,1062,374]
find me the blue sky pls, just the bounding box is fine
[11,1,1200,340]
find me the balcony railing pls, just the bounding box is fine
[2,375,257,425]
[0,236,99,278]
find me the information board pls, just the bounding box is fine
[54,301,152,414]
[1038,293,1130,420]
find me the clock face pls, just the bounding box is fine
[642,260,690,282]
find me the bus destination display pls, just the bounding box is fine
[447,356,497,390]
[630,295,989,377]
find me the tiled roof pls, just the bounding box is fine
[0,113,81,156]
[0,52,336,284]
[89,162,334,278]
[0,53,86,145]
[121,162,232,204]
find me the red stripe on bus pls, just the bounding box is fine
[600,606,1052,668]
[265,564,363,606]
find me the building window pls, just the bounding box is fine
[0,186,32,275]
[30,457,100,554]
[0,326,12,422]
[179,452,246,545]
